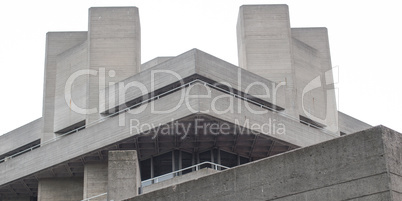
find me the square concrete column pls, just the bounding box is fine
[87,7,141,124]
[83,162,108,201]
[37,178,83,201]
[237,5,298,118]
[291,28,338,133]
[42,32,87,142]
[108,150,141,201]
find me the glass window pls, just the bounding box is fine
[199,150,211,169]
[220,150,237,168]
[153,152,172,178]
[182,151,193,174]
[140,158,151,180]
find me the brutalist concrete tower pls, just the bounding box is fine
[42,7,141,142]
[1,5,381,201]
[237,5,338,132]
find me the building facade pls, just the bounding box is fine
[1,5,388,201]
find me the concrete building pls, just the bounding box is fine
[2,4,397,201]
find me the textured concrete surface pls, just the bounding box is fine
[0,80,336,187]
[83,163,108,201]
[338,111,372,134]
[126,126,401,201]
[0,118,41,156]
[237,5,339,132]
[237,5,298,119]
[142,168,219,194]
[237,5,293,84]
[38,178,83,201]
[53,41,88,133]
[42,32,87,142]
[141,57,174,71]
[87,7,141,125]
[99,49,288,115]
[0,195,31,201]
[0,5,378,200]
[108,150,140,201]
[291,28,338,133]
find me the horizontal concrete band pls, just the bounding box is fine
[126,126,401,201]
[0,82,335,187]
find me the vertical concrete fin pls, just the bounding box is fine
[291,28,338,133]
[42,32,87,142]
[236,4,298,118]
[87,7,141,124]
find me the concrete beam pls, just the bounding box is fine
[0,81,336,187]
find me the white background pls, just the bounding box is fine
[0,0,401,135]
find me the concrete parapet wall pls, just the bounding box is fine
[126,126,401,200]
[54,41,88,132]
[141,57,174,71]
[0,118,42,156]
[338,111,372,134]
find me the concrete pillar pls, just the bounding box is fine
[291,28,338,133]
[87,7,141,124]
[108,150,141,201]
[38,178,83,201]
[236,5,298,118]
[83,163,108,201]
[42,32,87,142]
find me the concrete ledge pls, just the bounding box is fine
[125,126,401,201]
[0,118,42,156]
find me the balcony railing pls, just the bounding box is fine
[140,161,229,193]
[81,192,107,201]
[79,161,229,199]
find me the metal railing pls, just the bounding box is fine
[79,162,228,199]
[81,192,107,201]
[0,78,338,163]
[140,161,229,189]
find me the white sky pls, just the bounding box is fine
[0,0,401,135]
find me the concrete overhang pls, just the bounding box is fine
[0,82,335,193]
[0,49,337,196]
[0,118,42,157]
[99,48,287,115]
